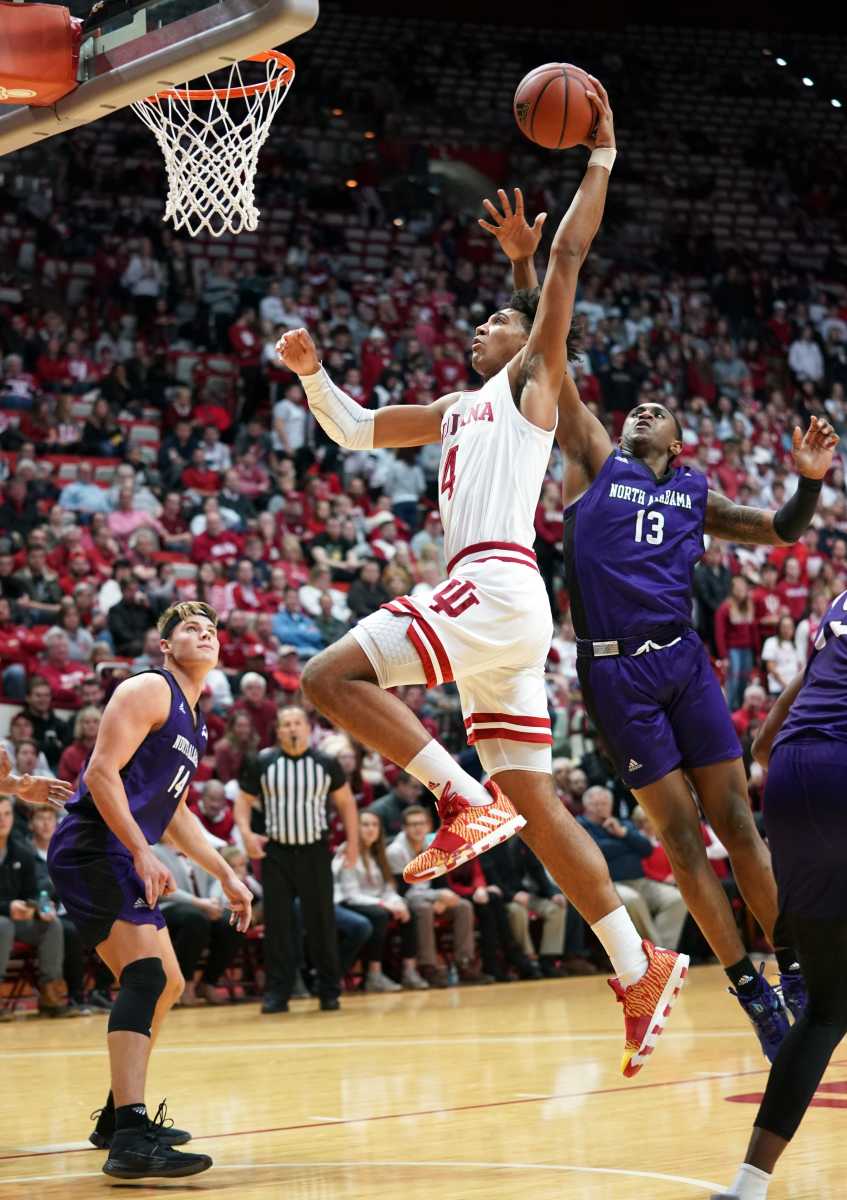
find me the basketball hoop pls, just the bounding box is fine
[132,50,295,238]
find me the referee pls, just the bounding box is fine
[236,706,359,1013]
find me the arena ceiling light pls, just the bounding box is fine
[833,99,843,108]
[802,77,814,87]
[775,57,787,66]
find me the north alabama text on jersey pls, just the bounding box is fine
[608,482,693,510]
[171,733,199,768]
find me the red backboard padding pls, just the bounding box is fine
[0,3,81,108]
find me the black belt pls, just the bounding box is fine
[576,624,690,660]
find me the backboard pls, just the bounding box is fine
[0,0,317,156]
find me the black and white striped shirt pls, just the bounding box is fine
[239,748,345,846]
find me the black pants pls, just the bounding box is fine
[263,841,340,1001]
[60,916,85,999]
[475,892,525,976]
[339,904,416,964]
[755,914,847,1142]
[164,903,243,984]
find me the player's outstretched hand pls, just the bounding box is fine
[791,415,839,480]
[582,74,615,151]
[478,187,547,263]
[276,328,320,377]
[14,773,74,810]
[134,846,176,909]
[222,874,253,933]
[0,746,11,790]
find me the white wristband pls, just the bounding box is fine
[300,365,375,451]
[588,146,617,173]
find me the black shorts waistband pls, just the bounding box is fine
[576,624,691,660]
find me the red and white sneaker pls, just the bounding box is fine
[402,780,526,884]
[608,940,689,1078]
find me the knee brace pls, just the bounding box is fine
[108,957,167,1037]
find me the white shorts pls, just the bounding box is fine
[351,549,554,776]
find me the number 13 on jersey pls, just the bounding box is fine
[440,445,458,501]
[635,508,665,545]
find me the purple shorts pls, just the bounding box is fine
[48,815,165,949]
[577,629,742,790]
[765,740,847,926]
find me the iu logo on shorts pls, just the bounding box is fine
[431,579,480,618]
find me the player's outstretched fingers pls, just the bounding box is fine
[497,188,513,218]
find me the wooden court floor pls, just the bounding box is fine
[0,963,844,1199]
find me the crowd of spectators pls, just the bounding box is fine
[2,11,847,1012]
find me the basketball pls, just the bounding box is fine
[513,62,598,150]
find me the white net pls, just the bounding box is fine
[132,52,294,239]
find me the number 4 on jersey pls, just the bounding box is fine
[440,444,458,500]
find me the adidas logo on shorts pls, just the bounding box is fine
[628,759,642,772]
[133,897,149,909]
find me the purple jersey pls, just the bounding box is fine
[775,590,847,748]
[563,450,707,639]
[63,668,208,846]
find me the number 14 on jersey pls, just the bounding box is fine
[440,445,458,500]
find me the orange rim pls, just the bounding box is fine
[142,50,294,103]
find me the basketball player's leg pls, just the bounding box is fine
[473,668,689,1078]
[632,770,749,968]
[714,747,847,1198]
[688,759,779,944]
[91,920,206,1176]
[96,920,169,1108]
[302,614,502,812]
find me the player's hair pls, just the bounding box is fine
[509,288,585,362]
[157,601,218,640]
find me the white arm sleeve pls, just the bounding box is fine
[300,366,375,451]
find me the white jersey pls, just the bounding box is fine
[438,365,555,571]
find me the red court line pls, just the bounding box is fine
[4,1057,845,1164]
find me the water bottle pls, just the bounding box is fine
[446,961,459,987]
[36,889,52,918]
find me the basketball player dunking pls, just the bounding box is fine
[47,602,253,1181]
[278,80,689,1079]
[484,192,838,1061]
[713,590,847,1198]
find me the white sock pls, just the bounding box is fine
[405,740,491,807]
[726,1163,771,1199]
[591,905,649,987]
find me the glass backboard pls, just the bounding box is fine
[0,0,317,155]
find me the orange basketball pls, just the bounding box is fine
[513,62,598,150]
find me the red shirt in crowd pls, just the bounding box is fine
[232,696,278,747]
[714,602,759,659]
[33,658,88,708]
[776,579,810,622]
[0,623,43,666]
[189,799,236,843]
[190,529,245,567]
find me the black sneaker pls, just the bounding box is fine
[319,996,340,1011]
[102,1128,212,1180]
[90,1100,191,1149]
[261,993,289,1014]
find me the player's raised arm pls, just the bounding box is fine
[84,673,176,906]
[276,328,456,450]
[481,182,614,495]
[705,416,838,545]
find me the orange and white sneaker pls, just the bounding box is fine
[609,940,689,1078]
[402,780,526,884]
